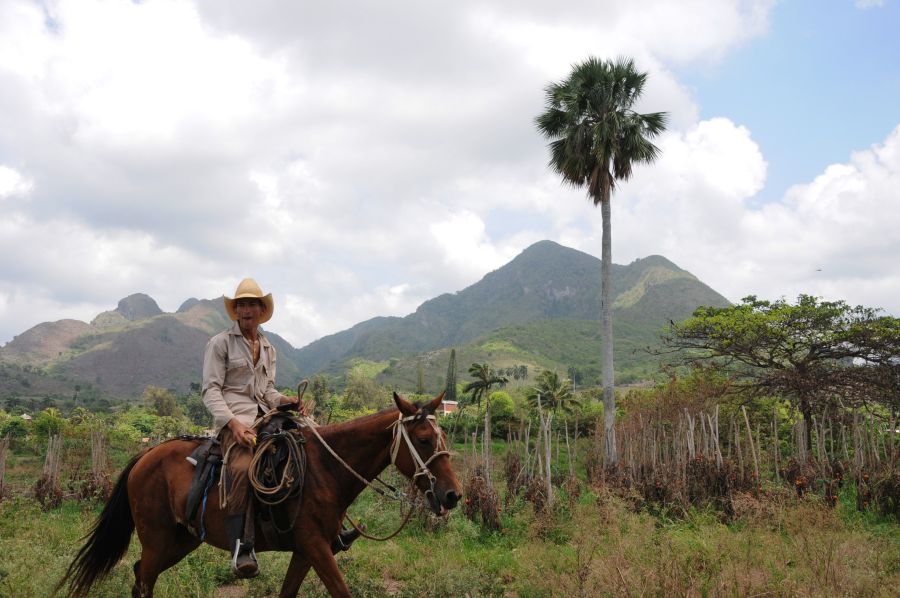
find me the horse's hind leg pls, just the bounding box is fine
[132,528,201,597]
[278,551,312,598]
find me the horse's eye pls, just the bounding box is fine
[417,437,431,446]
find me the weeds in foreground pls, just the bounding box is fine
[1,480,897,597]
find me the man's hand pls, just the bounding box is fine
[280,394,309,416]
[227,417,256,448]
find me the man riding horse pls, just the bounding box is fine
[201,278,303,577]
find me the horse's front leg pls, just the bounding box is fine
[307,541,352,598]
[278,551,312,598]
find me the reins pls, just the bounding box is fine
[342,411,451,541]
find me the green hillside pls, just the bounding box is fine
[343,316,666,396]
[294,241,729,379]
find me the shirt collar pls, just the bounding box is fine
[228,321,271,347]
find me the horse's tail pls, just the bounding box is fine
[55,451,143,598]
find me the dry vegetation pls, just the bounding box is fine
[0,389,897,596]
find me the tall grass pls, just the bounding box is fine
[1,474,897,597]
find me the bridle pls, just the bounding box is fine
[281,405,452,541]
[388,410,452,504]
[298,407,451,500]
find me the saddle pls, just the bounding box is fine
[252,411,308,550]
[183,412,307,547]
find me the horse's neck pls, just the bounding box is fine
[317,409,397,488]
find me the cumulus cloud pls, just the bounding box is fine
[4,0,896,351]
[601,123,900,315]
[0,165,32,199]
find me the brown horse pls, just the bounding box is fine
[58,392,461,598]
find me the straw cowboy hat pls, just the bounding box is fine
[224,278,274,324]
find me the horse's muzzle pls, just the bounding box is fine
[442,489,460,509]
[426,488,460,515]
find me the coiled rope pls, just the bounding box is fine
[248,428,307,506]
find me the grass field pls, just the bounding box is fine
[1,463,898,598]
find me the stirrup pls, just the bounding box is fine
[231,539,259,578]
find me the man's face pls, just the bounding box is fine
[234,298,265,333]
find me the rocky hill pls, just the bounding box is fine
[0,295,300,399]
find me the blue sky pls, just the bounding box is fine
[681,0,900,205]
[0,0,897,348]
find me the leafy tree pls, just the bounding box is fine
[488,390,515,417]
[68,406,97,426]
[323,396,340,424]
[527,370,580,414]
[4,396,21,414]
[128,411,161,435]
[184,394,211,428]
[343,372,389,410]
[662,295,900,447]
[487,390,515,434]
[1,416,29,438]
[32,408,65,438]
[142,386,178,417]
[309,375,332,415]
[536,56,667,464]
[154,415,187,439]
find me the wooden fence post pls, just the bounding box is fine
[742,406,760,483]
[0,434,9,501]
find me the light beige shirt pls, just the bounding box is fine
[202,322,285,433]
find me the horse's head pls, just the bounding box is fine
[391,391,462,515]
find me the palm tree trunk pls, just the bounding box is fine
[600,193,617,466]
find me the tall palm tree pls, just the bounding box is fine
[536,56,667,465]
[527,370,579,414]
[463,363,508,477]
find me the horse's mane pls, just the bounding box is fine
[318,405,400,435]
[318,400,434,435]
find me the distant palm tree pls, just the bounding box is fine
[463,363,508,477]
[536,56,667,465]
[464,363,508,407]
[527,370,580,414]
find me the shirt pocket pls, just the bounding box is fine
[225,357,253,388]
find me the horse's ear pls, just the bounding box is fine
[394,391,417,416]
[425,391,445,415]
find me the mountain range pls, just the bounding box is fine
[0,241,730,404]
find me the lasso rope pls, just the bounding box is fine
[248,428,306,506]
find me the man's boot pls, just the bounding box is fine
[224,514,259,578]
[331,524,365,554]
